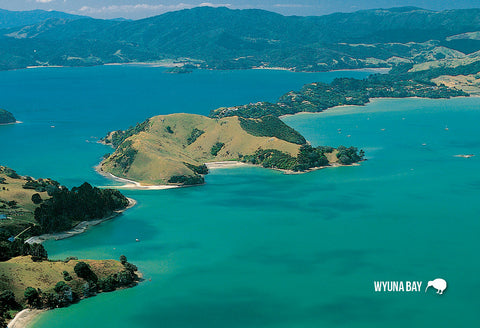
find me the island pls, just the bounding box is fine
[0,109,16,124]
[0,166,139,327]
[99,114,364,186]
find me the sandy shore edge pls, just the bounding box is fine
[0,120,22,126]
[205,161,249,169]
[7,309,44,328]
[25,197,136,244]
[95,164,179,190]
[206,160,359,174]
[279,95,474,119]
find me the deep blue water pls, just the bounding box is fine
[0,65,371,186]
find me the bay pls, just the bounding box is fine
[1,66,478,327]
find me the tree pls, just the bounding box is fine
[124,262,138,274]
[54,281,68,293]
[24,287,40,306]
[119,255,127,265]
[74,262,98,282]
[98,275,117,292]
[0,290,15,309]
[63,271,72,281]
[31,193,43,204]
[117,271,134,286]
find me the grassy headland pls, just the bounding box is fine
[0,255,140,327]
[100,114,364,186]
[0,167,139,326]
[0,166,129,239]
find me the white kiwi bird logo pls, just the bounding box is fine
[425,278,447,295]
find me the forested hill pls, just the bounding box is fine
[0,9,86,29]
[3,6,480,71]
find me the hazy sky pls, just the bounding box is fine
[1,0,480,19]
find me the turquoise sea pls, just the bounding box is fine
[1,66,479,327]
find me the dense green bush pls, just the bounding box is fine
[168,175,205,185]
[0,167,21,179]
[34,182,129,233]
[210,142,225,156]
[0,239,48,261]
[239,115,306,144]
[31,193,43,204]
[63,270,72,281]
[336,146,365,165]
[74,262,98,282]
[110,140,138,172]
[24,287,40,306]
[243,145,364,171]
[210,73,468,119]
[295,145,329,171]
[242,149,297,170]
[184,163,209,175]
[107,119,150,148]
[0,109,15,124]
[186,128,205,145]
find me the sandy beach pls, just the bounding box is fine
[279,104,358,119]
[7,309,44,328]
[25,197,136,244]
[0,120,22,125]
[95,164,179,190]
[205,161,250,169]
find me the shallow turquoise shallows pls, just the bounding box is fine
[1,66,479,327]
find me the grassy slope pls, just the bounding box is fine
[101,114,302,184]
[0,171,50,235]
[0,256,124,303]
[432,74,480,94]
[409,51,480,72]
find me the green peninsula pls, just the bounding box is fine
[100,114,364,186]
[210,71,468,119]
[0,109,16,124]
[0,255,140,327]
[0,166,130,238]
[0,167,139,327]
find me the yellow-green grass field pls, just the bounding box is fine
[101,114,302,185]
[0,256,125,303]
[0,168,51,236]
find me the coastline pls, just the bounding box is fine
[279,105,358,119]
[206,160,360,174]
[0,120,22,126]
[280,95,474,119]
[205,161,250,169]
[7,309,44,328]
[8,62,393,74]
[6,266,144,328]
[95,164,179,190]
[25,197,137,244]
[95,158,361,191]
[273,162,360,175]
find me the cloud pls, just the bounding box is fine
[36,0,55,3]
[199,2,231,7]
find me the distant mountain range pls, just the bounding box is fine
[0,9,86,29]
[1,6,480,71]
